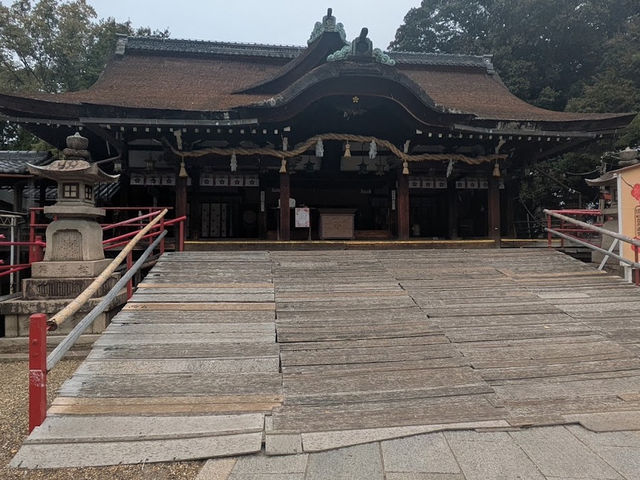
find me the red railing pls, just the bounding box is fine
[0,234,45,277]
[28,209,178,432]
[546,209,603,249]
[0,207,185,282]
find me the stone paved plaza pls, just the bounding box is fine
[198,425,640,480]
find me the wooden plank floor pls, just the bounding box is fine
[12,249,640,468]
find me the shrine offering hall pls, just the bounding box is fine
[0,9,633,241]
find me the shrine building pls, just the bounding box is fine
[0,9,634,242]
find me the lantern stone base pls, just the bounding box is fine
[22,274,120,300]
[0,289,127,337]
[32,259,112,279]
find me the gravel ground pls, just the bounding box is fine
[0,360,204,479]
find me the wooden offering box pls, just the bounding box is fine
[319,209,356,239]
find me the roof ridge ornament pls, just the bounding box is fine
[308,8,347,45]
[327,27,396,66]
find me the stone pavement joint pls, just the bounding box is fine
[198,426,640,480]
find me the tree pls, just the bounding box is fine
[391,0,638,110]
[392,1,640,224]
[0,0,168,148]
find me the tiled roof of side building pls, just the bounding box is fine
[0,151,51,174]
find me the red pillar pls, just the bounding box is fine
[279,172,290,241]
[175,176,188,219]
[29,313,47,432]
[175,176,188,244]
[397,170,410,240]
[488,176,501,245]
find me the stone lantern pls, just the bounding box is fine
[0,133,126,337]
[27,133,119,278]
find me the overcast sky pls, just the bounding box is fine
[85,1,421,50]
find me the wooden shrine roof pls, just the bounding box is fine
[0,31,635,131]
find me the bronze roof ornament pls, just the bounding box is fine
[308,7,347,45]
[327,26,396,66]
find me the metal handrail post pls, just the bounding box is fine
[126,251,133,299]
[160,216,165,254]
[28,314,47,432]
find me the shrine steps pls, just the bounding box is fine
[184,238,498,251]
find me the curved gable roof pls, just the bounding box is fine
[0,22,635,132]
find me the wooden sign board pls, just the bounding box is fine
[245,174,259,187]
[200,173,214,186]
[230,175,244,187]
[295,207,310,228]
[408,177,422,189]
[130,173,145,186]
[162,174,176,186]
[435,177,447,189]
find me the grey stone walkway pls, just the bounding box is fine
[197,425,640,480]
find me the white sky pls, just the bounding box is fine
[85,1,421,50]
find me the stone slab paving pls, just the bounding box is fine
[197,426,640,480]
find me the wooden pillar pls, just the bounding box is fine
[13,183,24,212]
[279,172,290,241]
[504,179,517,237]
[397,170,410,240]
[448,182,459,239]
[488,176,501,244]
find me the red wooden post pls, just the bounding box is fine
[29,313,48,432]
[126,251,133,299]
[635,248,639,287]
[178,220,185,252]
[560,219,565,248]
[33,235,44,263]
[547,213,552,248]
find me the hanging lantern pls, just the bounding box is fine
[492,161,501,177]
[279,158,287,174]
[230,152,237,172]
[178,156,188,178]
[369,140,377,159]
[315,139,324,157]
[344,141,351,158]
[402,160,409,175]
